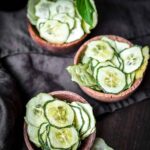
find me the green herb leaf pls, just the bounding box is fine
[76,0,94,27]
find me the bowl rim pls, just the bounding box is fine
[24,90,96,150]
[73,35,143,102]
[28,22,88,49]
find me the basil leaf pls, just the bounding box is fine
[76,0,94,27]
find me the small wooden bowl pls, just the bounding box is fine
[28,23,88,54]
[24,91,96,150]
[74,35,143,102]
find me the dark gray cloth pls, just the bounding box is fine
[0,0,150,149]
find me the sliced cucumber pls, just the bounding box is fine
[135,46,149,79]
[50,0,75,18]
[97,66,126,94]
[111,55,120,68]
[85,40,114,62]
[101,36,116,49]
[27,124,41,147]
[38,123,50,149]
[53,13,75,29]
[26,93,54,127]
[91,59,99,67]
[27,0,40,25]
[66,18,84,43]
[36,18,47,31]
[71,102,90,136]
[45,100,74,128]
[70,105,84,132]
[35,0,52,19]
[120,46,143,73]
[115,40,130,53]
[39,20,70,44]
[71,142,80,150]
[93,61,115,79]
[81,55,91,64]
[49,126,79,149]
[118,57,123,70]
[77,103,96,140]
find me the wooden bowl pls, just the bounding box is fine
[74,35,143,102]
[24,91,96,150]
[28,23,88,54]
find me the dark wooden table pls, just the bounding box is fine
[96,100,150,150]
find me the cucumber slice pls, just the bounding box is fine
[135,46,149,79]
[66,18,84,43]
[115,41,130,53]
[27,124,41,147]
[70,105,84,132]
[97,66,126,94]
[118,57,124,70]
[45,100,74,128]
[93,61,115,79]
[36,18,47,31]
[35,1,52,19]
[53,13,75,29]
[91,59,99,67]
[85,40,114,62]
[26,93,54,127]
[49,126,79,149]
[81,55,91,64]
[120,46,143,73]
[101,36,116,49]
[71,142,80,150]
[111,55,120,68]
[71,102,90,136]
[39,20,70,44]
[38,123,49,145]
[77,103,96,140]
[27,0,40,25]
[50,0,75,18]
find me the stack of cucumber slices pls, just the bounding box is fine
[25,93,96,150]
[27,0,98,44]
[67,36,150,94]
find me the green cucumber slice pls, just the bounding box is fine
[93,61,115,79]
[38,123,50,149]
[91,59,99,67]
[66,18,84,43]
[97,66,126,94]
[45,100,74,128]
[81,55,91,64]
[71,102,90,136]
[70,105,84,132]
[50,0,75,18]
[27,124,41,147]
[77,103,96,140]
[36,18,47,30]
[39,20,70,44]
[120,46,143,73]
[101,36,116,49]
[26,93,54,127]
[71,142,80,150]
[85,40,114,62]
[35,1,52,19]
[118,57,124,70]
[27,0,40,25]
[111,55,120,68]
[135,46,150,79]
[49,126,79,149]
[115,41,130,53]
[53,13,75,29]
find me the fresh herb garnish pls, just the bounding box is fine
[76,0,94,27]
